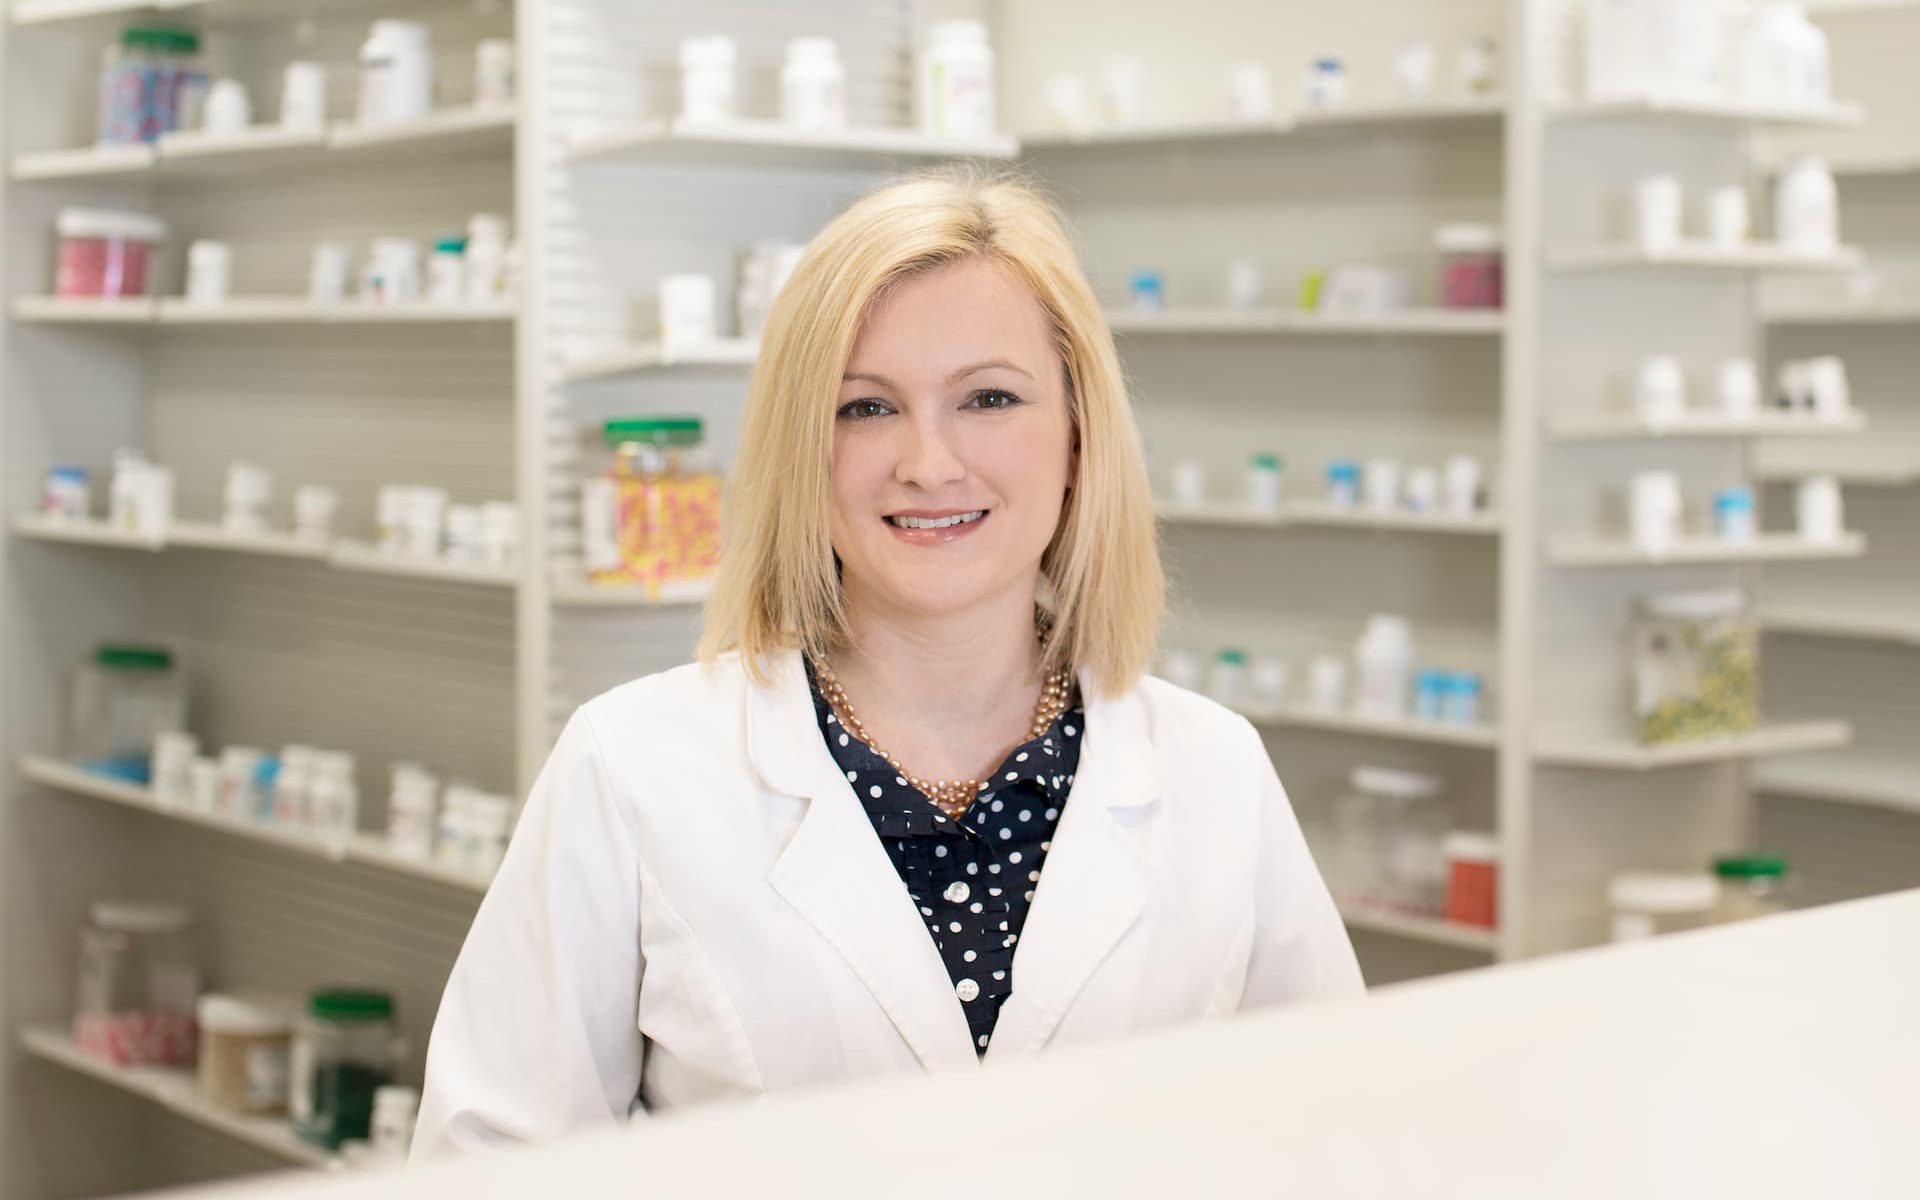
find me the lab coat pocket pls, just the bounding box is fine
[636,862,767,1104]
[1202,907,1256,1018]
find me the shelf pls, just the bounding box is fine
[11,296,158,323]
[21,754,495,894]
[10,107,513,183]
[1761,606,1920,646]
[1534,720,1852,770]
[559,338,759,386]
[563,117,1018,172]
[1548,410,1867,441]
[1157,501,1500,536]
[1764,300,1920,324]
[328,541,517,589]
[13,514,162,551]
[1237,703,1500,750]
[1754,444,1920,486]
[1552,96,1864,129]
[1020,97,1504,150]
[1546,532,1866,567]
[1548,243,1864,273]
[1105,307,1504,336]
[18,1026,330,1168]
[156,299,519,325]
[1752,754,1920,813]
[1804,0,1920,13]
[1337,904,1499,952]
[550,577,714,608]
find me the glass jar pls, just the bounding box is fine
[1631,588,1759,745]
[1368,768,1449,916]
[1712,855,1789,924]
[291,989,399,1149]
[67,643,186,784]
[197,994,294,1115]
[74,902,200,1067]
[584,416,724,594]
[1608,872,1718,942]
[1436,224,1503,310]
[55,208,167,299]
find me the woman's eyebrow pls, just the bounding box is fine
[842,359,1036,387]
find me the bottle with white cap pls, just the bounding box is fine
[370,1085,420,1159]
[1353,614,1415,719]
[781,37,847,128]
[679,35,737,123]
[463,215,508,304]
[920,20,996,138]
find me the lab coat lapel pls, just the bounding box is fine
[987,673,1156,1058]
[748,649,979,1073]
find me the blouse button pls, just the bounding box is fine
[955,978,981,1002]
[944,881,970,904]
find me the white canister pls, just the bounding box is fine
[1459,36,1499,96]
[293,485,337,542]
[189,757,220,813]
[1707,186,1749,249]
[203,79,251,134]
[217,746,265,820]
[1610,872,1717,942]
[1225,260,1263,310]
[781,37,847,128]
[1777,360,1815,412]
[1404,466,1440,514]
[370,1085,420,1161]
[1251,657,1291,708]
[480,501,519,567]
[405,488,448,558]
[135,465,173,539]
[1444,455,1483,517]
[1806,356,1851,420]
[1354,614,1415,719]
[1630,470,1684,555]
[658,273,718,344]
[152,731,199,806]
[1169,459,1207,508]
[921,20,996,137]
[280,62,327,133]
[185,240,232,305]
[1775,157,1838,257]
[680,35,738,123]
[474,39,515,108]
[1208,650,1248,707]
[1717,358,1760,418]
[443,504,483,565]
[386,765,440,860]
[1634,175,1684,253]
[1101,55,1145,125]
[309,242,349,305]
[1303,58,1346,111]
[464,214,508,303]
[358,20,434,127]
[222,462,272,534]
[1244,454,1283,514]
[1635,355,1686,425]
[1226,63,1272,121]
[1795,475,1844,542]
[1308,655,1348,712]
[1363,457,1402,514]
[1396,42,1436,102]
[427,238,465,304]
[365,238,421,305]
[1160,649,1204,692]
[1042,75,1092,132]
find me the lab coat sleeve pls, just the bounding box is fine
[411,709,645,1159]
[1236,720,1367,1008]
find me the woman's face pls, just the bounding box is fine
[830,258,1075,624]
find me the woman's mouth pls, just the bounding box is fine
[883,509,989,543]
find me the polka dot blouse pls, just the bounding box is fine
[806,661,1083,1057]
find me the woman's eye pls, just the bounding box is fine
[967,389,1022,411]
[837,399,891,421]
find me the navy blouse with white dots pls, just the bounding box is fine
[805,660,1084,1056]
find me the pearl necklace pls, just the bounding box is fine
[810,655,1074,821]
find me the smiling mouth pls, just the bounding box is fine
[884,510,988,530]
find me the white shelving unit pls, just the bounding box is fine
[1547,410,1868,441]
[1018,96,1505,151]
[1336,904,1500,952]
[13,298,518,325]
[1237,704,1500,750]
[1157,501,1502,537]
[1549,97,1865,128]
[1104,307,1505,336]
[1533,721,1853,770]
[1545,532,1867,567]
[558,338,759,385]
[1546,242,1865,272]
[562,117,1018,171]
[1751,754,1920,813]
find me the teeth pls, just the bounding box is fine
[891,511,985,530]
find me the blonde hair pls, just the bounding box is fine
[697,166,1164,698]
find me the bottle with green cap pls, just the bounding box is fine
[67,643,186,784]
[1711,855,1789,924]
[428,236,468,303]
[291,988,399,1149]
[1245,452,1284,514]
[583,416,725,592]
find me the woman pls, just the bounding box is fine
[413,168,1361,1156]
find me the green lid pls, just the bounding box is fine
[96,644,172,671]
[434,236,468,255]
[1216,648,1247,665]
[125,26,196,53]
[1714,855,1787,879]
[604,416,704,448]
[1250,453,1283,471]
[310,988,394,1022]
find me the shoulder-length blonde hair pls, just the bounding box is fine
[698,166,1163,697]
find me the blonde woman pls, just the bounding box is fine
[414,169,1361,1156]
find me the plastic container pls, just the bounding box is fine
[1208,649,1248,707]
[426,237,465,304]
[44,466,90,520]
[781,37,847,128]
[56,208,165,298]
[386,765,440,859]
[474,39,515,108]
[1745,3,1827,109]
[1631,588,1758,745]
[1354,614,1415,719]
[280,61,327,133]
[1714,488,1757,542]
[185,239,232,304]
[679,36,737,123]
[74,902,199,1067]
[921,20,996,137]
[1629,470,1683,555]
[1129,269,1164,315]
[585,418,725,593]
[1335,767,1447,914]
[658,273,718,343]
[1586,0,1723,103]
[198,994,294,1114]
[1443,672,1483,725]
[1609,872,1717,941]
[369,1085,420,1161]
[97,26,202,145]
[363,238,421,305]
[1244,454,1283,514]
[1325,459,1360,509]
[357,20,433,127]
[1775,157,1838,257]
[1444,831,1498,928]
[222,461,272,534]
[68,644,185,783]
[1796,474,1844,543]
[1712,855,1789,924]
[1436,225,1502,310]
[290,989,399,1149]
[1303,57,1346,110]
[465,215,508,303]
[1414,669,1448,720]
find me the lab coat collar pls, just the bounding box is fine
[747,647,1158,1071]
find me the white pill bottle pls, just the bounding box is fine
[920,20,996,138]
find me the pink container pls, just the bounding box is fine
[1436,223,1502,310]
[55,208,166,298]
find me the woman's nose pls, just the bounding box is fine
[895,412,967,489]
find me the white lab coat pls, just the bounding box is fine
[413,648,1362,1157]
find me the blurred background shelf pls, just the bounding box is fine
[1546,533,1867,567]
[1535,722,1853,770]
